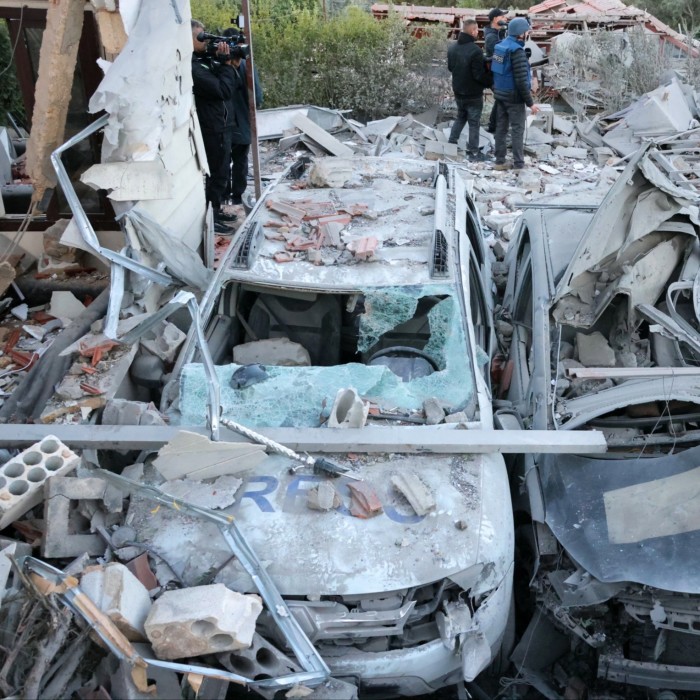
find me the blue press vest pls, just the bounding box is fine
[491,36,531,93]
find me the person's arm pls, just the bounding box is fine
[472,51,492,88]
[447,43,455,73]
[510,48,533,106]
[192,45,236,101]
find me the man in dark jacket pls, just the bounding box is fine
[484,8,508,134]
[228,56,251,206]
[191,20,238,232]
[491,17,540,171]
[447,20,493,161]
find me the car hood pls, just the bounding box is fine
[129,452,512,596]
[541,443,700,593]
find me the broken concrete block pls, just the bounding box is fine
[483,212,521,236]
[554,146,589,160]
[327,388,369,429]
[348,481,383,519]
[423,397,445,425]
[525,126,554,145]
[103,399,166,426]
[153,431,267,481]
[48,291,86,322]
[160,475,242,510]
[576,331,616,367]
[594,146,615,166]
[145,584,262,660]
[233,338,311,367]
[515,169,542,192]
[0,437,79,530]
[445,411,469,424]
[552,114,575,136]
[524,144,552,160]
[42,476,118,558]
[0,262,15,300]
[424,141,458,160]
[307,481,341,511]
[81,563,152,641]
[392,472,436,516]
[140,321,186,363]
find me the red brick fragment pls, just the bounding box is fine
[126,552,159,591]
[348,481,383,519]
[273,252,295,263]
[346,236,378,261]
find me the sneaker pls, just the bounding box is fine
[512,164,525,171]
[216,210,237,222]
[214,221,233,234]
[493,162,511,171]
[468,152,493,162]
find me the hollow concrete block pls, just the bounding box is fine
[81,562,152,641]
[0,436,79,529]
[145,584,262,660]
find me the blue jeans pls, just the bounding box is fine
[449,95,483,154]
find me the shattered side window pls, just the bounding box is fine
[177,285,474,428]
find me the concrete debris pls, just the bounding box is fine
[0,437,79,529]
[139,320,186,363]
[144,584,262,659]
[327,387,369,429]
[42,475,119,558]
[576,332,616,367]
[81,563,152,641]
[423,397,445,425]
[152,430,267,480]
[103,399,166,426]
[233,338,311,366]
[391,472,436,516]
[306,481,341,511]
[48,291,87,322]
[291,113,354,158]
[160,475,243,510]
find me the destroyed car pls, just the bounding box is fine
[500,142,700,697]
[109,155,514,695]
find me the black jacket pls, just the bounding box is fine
[447,33,492,98]
[484,25,506,59]
[192,52,237,133]
[230,63,251,145]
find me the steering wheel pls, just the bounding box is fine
[367,346,439,372]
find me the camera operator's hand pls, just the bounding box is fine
[216,41,232,64]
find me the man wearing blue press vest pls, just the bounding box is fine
[491,17,540,171]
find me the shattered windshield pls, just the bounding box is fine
[178,284,474,428]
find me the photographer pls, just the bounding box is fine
[484,8,508,135]
[191,19,238,233]
[222,28,261,207]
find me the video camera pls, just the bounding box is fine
[197,31,248,60]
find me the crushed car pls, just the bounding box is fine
[499,141,700,698]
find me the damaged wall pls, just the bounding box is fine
[83,0,207,253]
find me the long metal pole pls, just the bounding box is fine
[241,0,261,200]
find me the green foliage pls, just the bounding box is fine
[0,22,25,125]
[630,0,700,32]
[189,0,240,33]
[252,5,450,120]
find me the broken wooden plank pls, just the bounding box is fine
[567,367,700,379]
[291,113,354,157]
[0,425,608,453]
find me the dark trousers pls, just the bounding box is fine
[487,99,500,133]
[229,143,250,204]
[494,98,526,168]
[201,129,233,213]
[449,95,483,154]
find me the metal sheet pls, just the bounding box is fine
[541,444,700,592]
